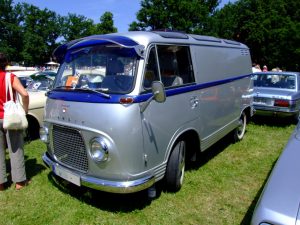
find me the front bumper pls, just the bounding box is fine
[42,152,155,193]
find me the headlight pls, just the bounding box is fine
[40,126,49,143]
[89,137,109,162]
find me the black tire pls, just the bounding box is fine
[165,140,186,192]
[25,116,40,141]
[233,111,247,142]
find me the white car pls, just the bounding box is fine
[25,71,56,140]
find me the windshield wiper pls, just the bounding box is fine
[73,87,111,99]
[53,86,111,99]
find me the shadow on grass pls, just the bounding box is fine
[187,131,236,171]
[48,172,156,212]
[25,156,47,179]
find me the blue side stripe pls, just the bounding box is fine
[48,74,252,103]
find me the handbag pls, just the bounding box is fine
[3,73,28,130]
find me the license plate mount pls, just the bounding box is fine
[52,164,81,186]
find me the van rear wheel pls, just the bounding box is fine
[165,140,186,192]
[233,112,246,142]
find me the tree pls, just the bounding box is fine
[62,13,95,42]
[129,21,140,31]
[210,0,300,71]
[0,0,23,62]
[1,2,119,66]
[95,12,117,34]
[129,0,220,33]
[205,3,238,37]
[20,3,63,66]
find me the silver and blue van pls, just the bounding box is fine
[41,31,254,194]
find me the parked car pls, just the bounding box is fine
[251,121,300,225]
[19,76,33,88]
[18,71,56,88]
[30,70,57,78]
[253,71,300,121]
[25,71,56,140]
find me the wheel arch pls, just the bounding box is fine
[166,128,200,164]
[243,105,253,123]
[25,114,41,141]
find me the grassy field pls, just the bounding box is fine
[0,117,296,225]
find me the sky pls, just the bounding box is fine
[14,0,234,33]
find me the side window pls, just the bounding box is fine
[143,47,160,88]
[157,45,194,87]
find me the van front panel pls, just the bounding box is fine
[44,97,147,180]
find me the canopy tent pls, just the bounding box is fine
[45,61,59,65]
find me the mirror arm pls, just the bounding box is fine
[140,95,154,113]
[139,81,165,113]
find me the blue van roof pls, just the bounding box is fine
[53,34,139,63]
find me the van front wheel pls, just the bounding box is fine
[233,112,247,142]
[165,140,186,192]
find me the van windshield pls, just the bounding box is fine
[53,44,138,94]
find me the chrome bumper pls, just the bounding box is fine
[42,152,155,193]
[254,107,298,117]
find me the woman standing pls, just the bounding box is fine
[0,52,30,190]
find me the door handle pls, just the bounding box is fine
[190,96,199,109]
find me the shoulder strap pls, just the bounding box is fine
[5,72,14,102]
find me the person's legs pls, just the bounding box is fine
[6,129,26,185]
[0,120,8,189]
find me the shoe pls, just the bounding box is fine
[15,180,31,190]
[0,183,5,191]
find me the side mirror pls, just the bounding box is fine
[140,81,166,113]
[152,81,166,103]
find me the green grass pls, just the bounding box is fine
[0,117,296,225]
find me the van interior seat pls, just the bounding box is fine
[143,70,156,88]
[161,75,183,87]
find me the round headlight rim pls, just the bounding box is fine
[89,137,109,163]
[39,126,49,143]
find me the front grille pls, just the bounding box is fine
[52,125,88,173]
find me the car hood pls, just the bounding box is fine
[28,90,47,109]
[252,124,300,224]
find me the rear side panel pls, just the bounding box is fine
[190,45,252,150]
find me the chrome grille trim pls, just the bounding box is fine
[52,124,88,173]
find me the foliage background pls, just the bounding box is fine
[0,0,299,70]
[0,0,117,65]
